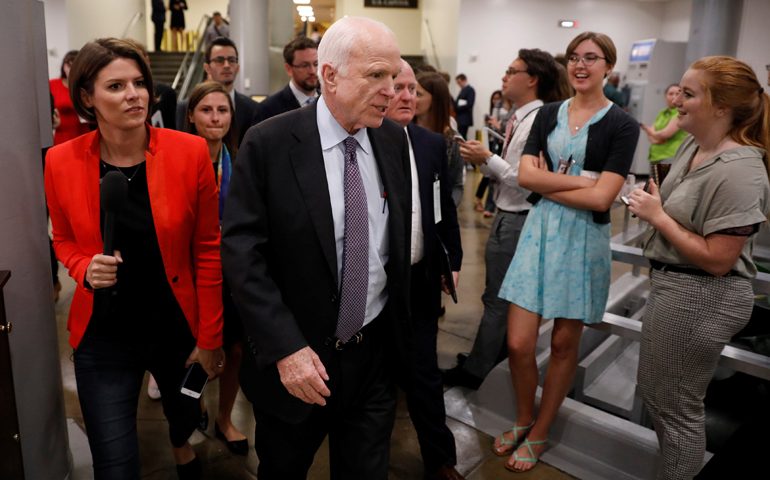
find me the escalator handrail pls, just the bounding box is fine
[172,14,211,92]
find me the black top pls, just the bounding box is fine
[523,101,640,224]
[87,161,189,343]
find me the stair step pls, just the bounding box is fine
[580,341,641,419]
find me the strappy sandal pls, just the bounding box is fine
[506,438,548,473]
[492,421,534,456]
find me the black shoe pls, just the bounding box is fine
[215,421,249,456]
[176,456,201,480]
[198,410,208,431]
[456,353,469,366]
[441,365,483,390]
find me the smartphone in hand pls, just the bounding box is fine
[180,363,209,399]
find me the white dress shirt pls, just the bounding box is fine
[405,127,424,265]
[229,89,236,111]
[479,99,543,212]
[317,96,388,327]
[289,80,318,107]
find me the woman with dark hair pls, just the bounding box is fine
[414,71,465,206]
[630,56,770,480]
[184,81,248,456]
[170,0,188,51]
[494,32,639,472]
[49,50,90,145]
[45,38,224,480]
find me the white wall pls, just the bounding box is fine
[143,0,230,51]
[456,0,673,136]
[660,0,692,42]
[335,0,423,55]
[421,0,461,77]
[41,0,69,79]
[66,0,146,54]
[736,0,770,84]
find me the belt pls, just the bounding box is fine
[649,260,737,277]
[324,315,381,351]
[496,208,528,215]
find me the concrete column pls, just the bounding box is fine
[0,1,70,479]
[686,0,744,67]
[268,0,295,95]
[230,0,270,96]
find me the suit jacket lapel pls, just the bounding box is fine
[369,124,406,264]
[289,104,338,285]
[407,124,434,228]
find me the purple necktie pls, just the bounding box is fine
[335,136,369,343]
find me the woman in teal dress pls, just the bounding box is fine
[491,32,639,473]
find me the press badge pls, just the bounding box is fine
[556,156,575,175]
[433,174,441,223]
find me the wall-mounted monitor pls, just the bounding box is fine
[629,41,655,62]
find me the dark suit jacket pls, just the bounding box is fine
[176,90,260,145]
[152,81,177,130]
[221,102,413,424]
[253,83,302,124]
[455,84,475,127]
[407,124,462,311]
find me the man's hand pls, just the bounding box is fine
[487,117,501,130]
[86,251,123,289]
[441,271,460,295]
[459,140,492,165]
[276,346,331,406]
[186,346,225,380]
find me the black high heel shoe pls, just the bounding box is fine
[176,456,202,480]
[215,421,248,456]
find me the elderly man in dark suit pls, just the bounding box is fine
[253,36,319,124]
[176,37,259,144]
[386,60,464,480]
[221,17,412,480]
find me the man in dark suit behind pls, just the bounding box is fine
[454,73,475,139]
[253,37,319,124]
[176,37,259,144]
[386,60,464,480]
[221,17,412,480]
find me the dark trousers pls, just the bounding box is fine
[457,125,470,140]
[252,317,396,480]
[74,334,200,480]
[153,20,165,51]
[402,261,457,472]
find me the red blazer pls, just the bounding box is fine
[45,125,224,350]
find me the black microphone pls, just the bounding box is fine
[101,171,128,256]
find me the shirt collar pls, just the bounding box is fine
[316,95,371,154]
[289,80,317,106]
[514,99,544,120]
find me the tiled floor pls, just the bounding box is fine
[56,171,605,479]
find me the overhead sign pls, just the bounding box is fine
[365,0,419,8]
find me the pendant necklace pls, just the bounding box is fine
[101,158,141,182]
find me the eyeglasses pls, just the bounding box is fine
[291,62,319,71]
[505,67,529,77]
[567,54,606,66]
[210,56,238,65]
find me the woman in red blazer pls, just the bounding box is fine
[44,38,224,480]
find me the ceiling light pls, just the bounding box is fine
[309,16,315,22]
[301,16,307,21]
[293,0,310,4]
[297,6,313,12]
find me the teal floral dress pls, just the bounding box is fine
[498,100,613,324]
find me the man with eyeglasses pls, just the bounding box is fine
[176,37,259,144]
[254,37,320,125]
[445,49,560,390]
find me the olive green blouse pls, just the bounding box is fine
[641,135,770,278]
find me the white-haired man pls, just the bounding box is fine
[222,17,412,479]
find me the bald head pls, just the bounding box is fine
[386,60,417,127]
[318,17,402,133]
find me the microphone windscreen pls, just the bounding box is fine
[101,171,129,213]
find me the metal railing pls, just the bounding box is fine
[422,19,441,71]
[122,12,143,39]
[172,14,211,98]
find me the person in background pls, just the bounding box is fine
[151,0,166,52]
[50,50,90,145]
[554,62,575,102]
[45,38,224,480]
[474,90,504,215]
[184,81,248,456]
[603,72,625,107]
[124,39,177,130]
[176,37,260,145]
[386,59,464,480]
[253,36,318,124]
[310,26,322,43]
[641,84,687,169]
[631,56,770,480]
[415,72,465,207]
[454,73,475,141]
[169,0,187,52]
[447,49,561,392]
[203,12,230,49]
[496,32,639,472]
